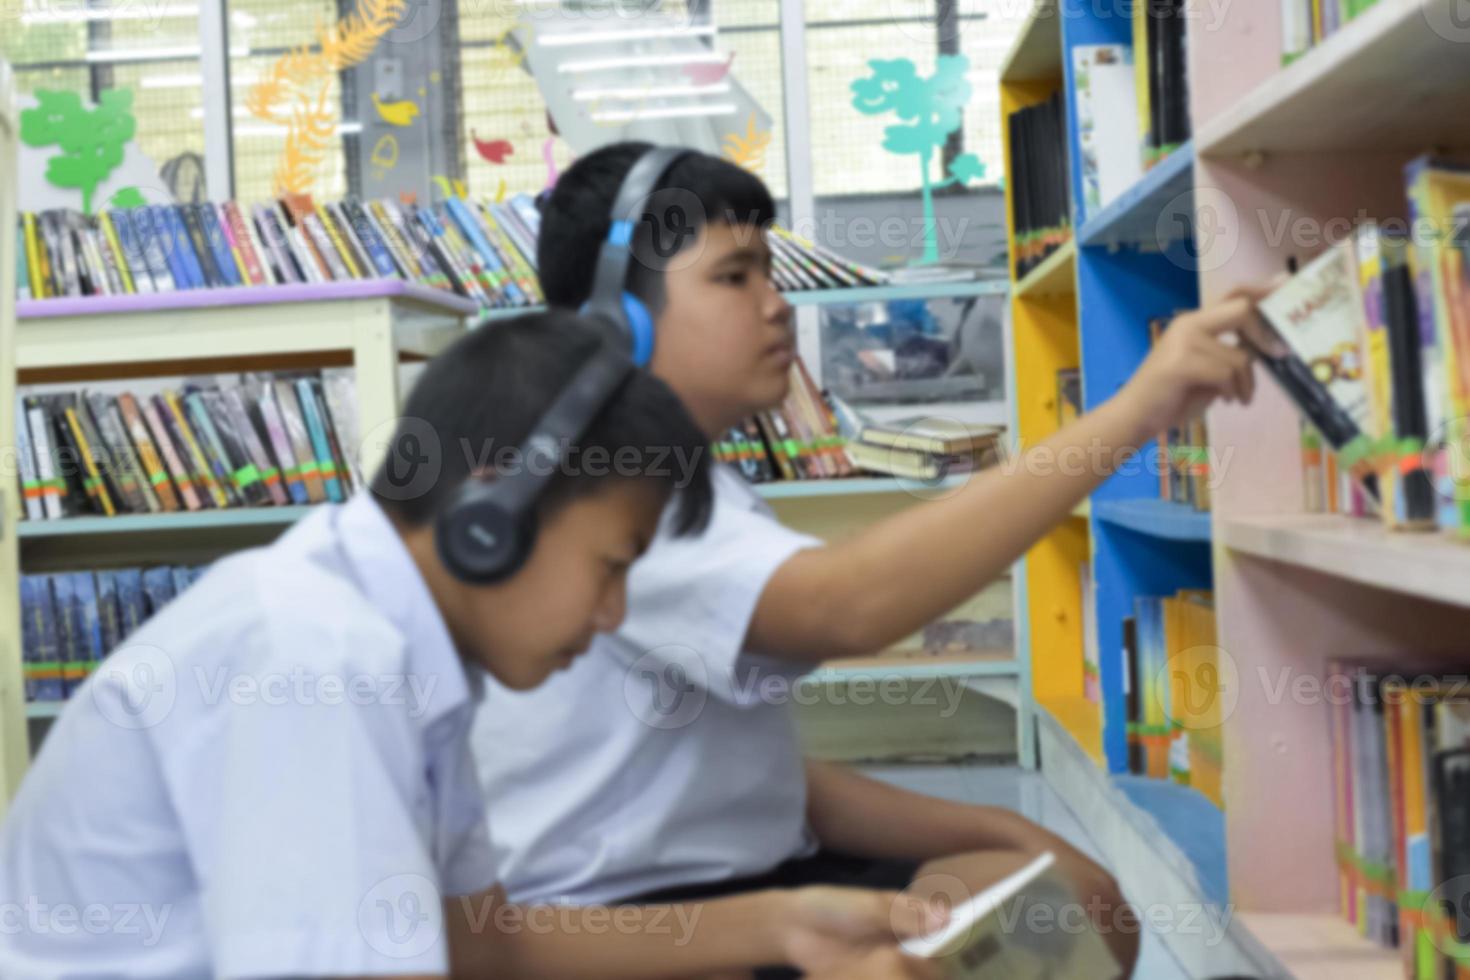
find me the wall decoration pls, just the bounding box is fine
[371,92,420,127]
[19,89,137,214]
[721,112,772,174]
[247,0,409,195]
[471,131,514,164]
[850,55,987,265]
[370,133,400,179]
[684,51,735,85]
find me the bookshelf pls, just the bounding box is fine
[1001,0,1470,971]
[4,277,475,788]
[0,61,23,813]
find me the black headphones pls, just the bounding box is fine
[435,145,695,584]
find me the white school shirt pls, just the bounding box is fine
[0,494,497,979]
[471,465,823,904]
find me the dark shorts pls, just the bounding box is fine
[624,850,922,979]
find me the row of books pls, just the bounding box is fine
[1007,90,1071,281]
[1134,0,1190,172]
[1282,0,1382,63]
[1148,320,1212,510]
[1254,155,1470,537]
[22,565,204,701]
[15,199,896,309]
[16,195,548,310]
[1328,663,1470,976]
[714,357,855,482]
[767,227,891,291]
[13,372,359,522]
[1123,590,1223,808]
[1302,424,1377,517]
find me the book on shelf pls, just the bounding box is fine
[1008,89,1071,280]
[1148,320,1212,510]
[1281,0,1384,63]
[1327,664,1470,976]
[1072,44,1143,224]
[1126,589,1222,807]
[10,370,358,522]
[21,564,206,704]
[849,416,1004,483]
[1257,238,1382,511]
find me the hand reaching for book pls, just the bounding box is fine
[1114,279,1287,442]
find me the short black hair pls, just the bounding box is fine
[370,310,713,536]
[537,142,778,311]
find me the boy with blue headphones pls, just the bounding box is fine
[471,143,1282,978]
[0,312,946,979]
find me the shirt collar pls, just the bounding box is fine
[332,493,481,733]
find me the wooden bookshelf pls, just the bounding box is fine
[1012,239,1076,300]
[1193,0,1470,943]
[0,61,23,814]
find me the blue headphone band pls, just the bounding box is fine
[581,146,696,366]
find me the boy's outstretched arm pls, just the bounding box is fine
[445,884,946,979]
[749,291,1280,662]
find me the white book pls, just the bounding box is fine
[26,401,65,519]
[1257,238,1374,432]
[1072,45,1143,223]
[14,396,45,521]
[903,852,1121,978]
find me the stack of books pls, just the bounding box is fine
[22,565,205,703]
[1327,663,1470,975]
[13,371,359,522]
[1007,90,1071,280]
[846,417,1003,482]
[767,227,891,292]
[15,195,546,310]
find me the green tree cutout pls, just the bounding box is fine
[20,88,137,215]
[851,55,986,265]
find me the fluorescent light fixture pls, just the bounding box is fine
[538,24,715,48]
[234,121,363,137]
[590,102,737,123]
[84,44,248,63]
[143,72,258,89]
[559,51,726,75]
[22,4,198,24]
[573,82,730,103]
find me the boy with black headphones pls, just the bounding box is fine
[471,143,1282,977]
[0,312,946,979]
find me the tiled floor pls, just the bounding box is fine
[863,762,1191,980]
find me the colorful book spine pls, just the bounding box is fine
[223,387,289,506]
[15,397,45,521]
[140,395,202,511]
[274,380,326,503]
[25,398,66,519]
[97,212,137,294]
[160,391,231,509]
[296,377,344,502]
[256,383,309,505]
[118,393,181,512]
[63,403,117,516]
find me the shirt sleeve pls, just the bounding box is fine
[613,469,820,690]
[158,622,455,979]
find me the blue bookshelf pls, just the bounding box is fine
[1055,0,1212,778]
[1093,498,1211,542]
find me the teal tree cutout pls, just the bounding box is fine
[851,55,986,265]
[20,89,137,214]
